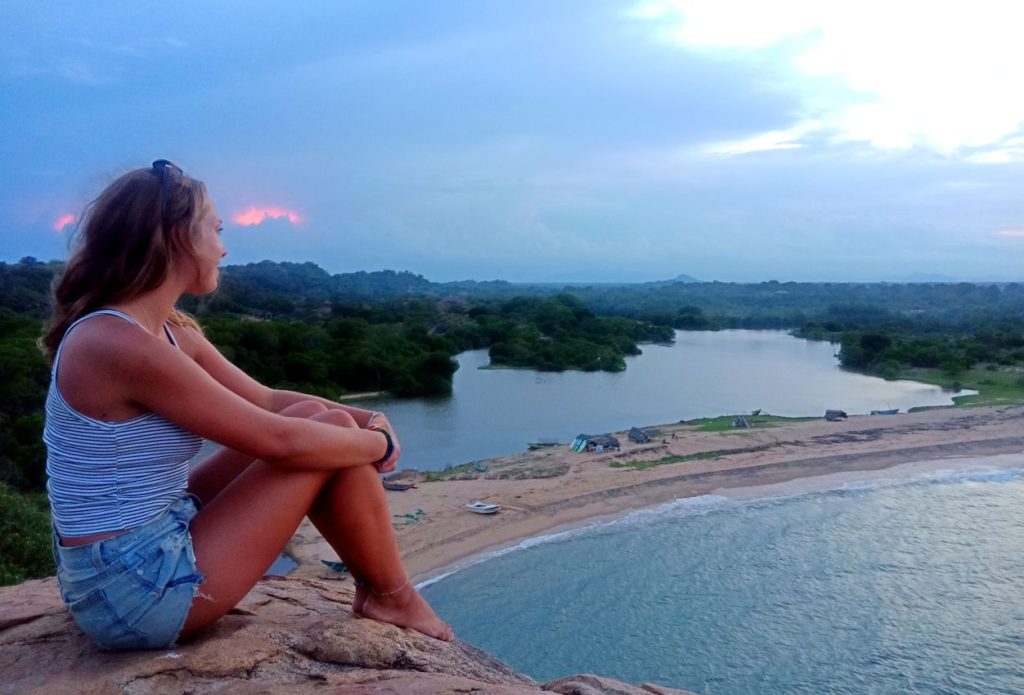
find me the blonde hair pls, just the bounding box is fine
[43,162,208,361]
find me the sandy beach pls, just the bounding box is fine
[287,405,1024,585]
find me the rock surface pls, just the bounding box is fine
[0,577,696,694]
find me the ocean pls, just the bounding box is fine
[420,455,1024,694]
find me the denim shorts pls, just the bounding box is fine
[53,494,205,650]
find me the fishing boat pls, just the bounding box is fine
[527,440,559,450]
[382,480,417,491]
[464,501,501,514]
[473,461,488,473]
[870,408,899,415]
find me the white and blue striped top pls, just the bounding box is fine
[44,309,203,537]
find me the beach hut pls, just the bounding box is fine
[588,434,620,451]
[570,434,594,452]
[571,433,621,452]
[628,427,650,443]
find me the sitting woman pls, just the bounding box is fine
[42,160,452,650]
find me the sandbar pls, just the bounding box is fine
[286,405,1024,585]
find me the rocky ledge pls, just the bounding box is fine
[0,576,695,694]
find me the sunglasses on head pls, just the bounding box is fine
[151,159,183,223]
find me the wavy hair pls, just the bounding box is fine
[43,162,208,361]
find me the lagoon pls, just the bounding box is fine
[354,330,964,472]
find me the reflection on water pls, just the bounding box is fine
[353,330,965,471]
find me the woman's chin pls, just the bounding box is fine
[186,278,219,296]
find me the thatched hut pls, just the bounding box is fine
[570,433,621,452]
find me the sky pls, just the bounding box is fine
[3,1,1024,283]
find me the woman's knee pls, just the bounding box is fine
[311,408,359,428]
[279,400,328,418]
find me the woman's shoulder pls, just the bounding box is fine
[59,313,165,371]
[54,315,161,420]
[165,322,207,360]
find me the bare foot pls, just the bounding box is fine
[352,583,369,617]
[360,584,454,641]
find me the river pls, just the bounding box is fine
[351,330,965,472]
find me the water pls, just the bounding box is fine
[421,456,1024,694]
[354,330,967,471]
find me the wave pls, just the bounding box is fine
[417,457,1024,589]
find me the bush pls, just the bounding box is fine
[0,483,53,586]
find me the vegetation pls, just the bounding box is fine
[798,311,1024,405]
[0,483,53,585]
[6,257,1024,584]
[609,445,769,470]
[900,368,1024,408]
[421,462,481,482]
[683,414,812,432]
[0,310,49,492]
[479,294,673,372]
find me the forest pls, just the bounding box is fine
[4,257,1024,584]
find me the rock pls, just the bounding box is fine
[0,577,697,694]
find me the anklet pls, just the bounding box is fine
[373,578,410,598]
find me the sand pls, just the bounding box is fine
[286,405,1024,585]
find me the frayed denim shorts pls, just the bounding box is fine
[53,494,205,650]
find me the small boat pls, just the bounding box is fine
[473,461,488,473]
[382,480,417,491]
[321,560,348,573]
[464,501,501,514]
[527,440,559,450]
[870,408,899,416]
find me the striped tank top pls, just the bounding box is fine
[44,309,203,537]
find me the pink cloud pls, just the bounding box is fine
[53,213,75,231]
[233,206,302,227]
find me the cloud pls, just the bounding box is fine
[233,206,302,226]
[996,228,1024,238]
[703,126,811,155]
[632,0,1024,156]
[53,213,75,231]
[59,60,112,85]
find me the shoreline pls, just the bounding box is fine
[415,449,1024,589]
[286,404,1024,587]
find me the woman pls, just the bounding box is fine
[42,160,453,650]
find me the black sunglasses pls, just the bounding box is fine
[151,159,183,221]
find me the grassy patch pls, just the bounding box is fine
[610,445,767,470]
[682,414,814,433]
[901,367,1024,408]
[422,461,481,482]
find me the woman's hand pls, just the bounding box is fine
[367,412,401,473]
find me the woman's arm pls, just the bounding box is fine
[180,326,381,425]
[173,323,402,469]
[91,323,388,470]
[267,389,380,426]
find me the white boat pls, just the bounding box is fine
[464,501,501,514]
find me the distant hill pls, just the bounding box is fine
[895,272,959,283]
[643,273,700,286]
[7,258,1024,329]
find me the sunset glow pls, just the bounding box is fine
[53,213,75,231]
[233,206,302,226]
